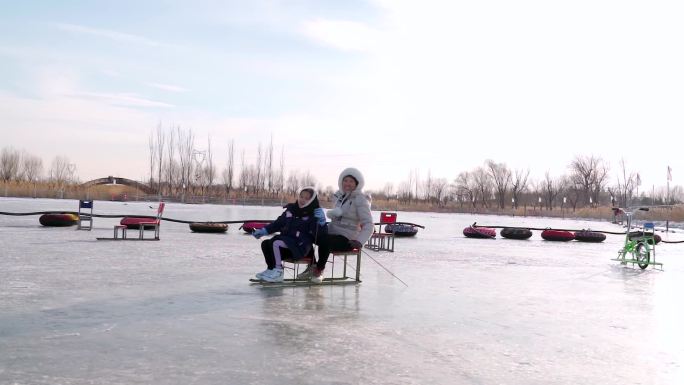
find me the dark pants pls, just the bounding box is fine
[315,234,352,270]
[260,239,292,269]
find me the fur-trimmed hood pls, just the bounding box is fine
[337,167,365,192]
[296,186,318,208]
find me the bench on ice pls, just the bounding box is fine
[257,248,362,286]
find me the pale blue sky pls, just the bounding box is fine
[1,0,682,192]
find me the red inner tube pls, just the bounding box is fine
[464,226,496,238]
[541,229,575,241]
[241,221,268,234]
[121,217,159,229]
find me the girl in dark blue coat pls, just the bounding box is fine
[252,187,326,282]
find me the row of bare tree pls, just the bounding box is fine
[369,156,681,209]
[3,137,681,208]
[147,125,319,200]
[0,147,77,191]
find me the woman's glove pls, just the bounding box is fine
[314,208,326,225]
[326,208,343,219]
[252,228,268,239]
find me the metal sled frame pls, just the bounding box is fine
[250,248,362,288]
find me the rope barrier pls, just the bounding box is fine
[472,223,684,243]
[0,211,426,228]
[0,211,273,225]
[375,221,425,228]
[472,223,627,235]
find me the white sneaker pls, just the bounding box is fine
[262,268,284,282]
[310,267,324,284]
[297,265,314,280]
[255,269,271,280]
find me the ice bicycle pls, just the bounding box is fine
[611,207,662,270]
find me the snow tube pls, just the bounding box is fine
[189,222,228,233]
[574,230,606,243]
[541,229,575,241]
[39,213,78,227]
[500,227,533,240]
[384,223,418,237]
[628,231,661,245]
[120,217,158,230]
[463,226,496,239]
[241,221,268,234]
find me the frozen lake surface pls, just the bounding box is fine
[1,198,683,385]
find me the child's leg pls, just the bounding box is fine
[260,239,276,269]
[271,240,291,269]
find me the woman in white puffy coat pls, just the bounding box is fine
[302,167,373,283]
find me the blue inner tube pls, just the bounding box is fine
[384,224,418,237]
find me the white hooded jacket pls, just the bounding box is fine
[326,167,374,244]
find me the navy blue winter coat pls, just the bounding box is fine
[263,203,326,259]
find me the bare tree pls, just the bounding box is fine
[591,162,609,207]
[432,178,449,206]
[510,168,529,209]
[541,171,565,210]
[486,159,512,209]
[204,136,216,196]
[273,145,285,197]
[222,139,235,196]
[472,167,492,208]
[22,153,43,184]
[454,171,476,208]
[285,170,300,196]
[265,135,274,195]
[176,127,195,200]
[155,123,165,197]
[255,143,263,194]
[164,127,177,196]
[148,129,156,189]
[300,170,317,187]
[397,181,412,203]
[614,159,636,208]
[423,170,433,202]
[405,170,415,204]
[565,183,581,211]
[48,155,75,197]
[382,182,394,199]
[0,147,22,182]
[569,155,606,206]
[413,169,420,204]
[22,153,42,197]
[239,149,248,192]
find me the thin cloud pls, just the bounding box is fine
[73,92,174,108]
[53,23,177,48]
[146,82,188,93]
[301,18,380,52]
